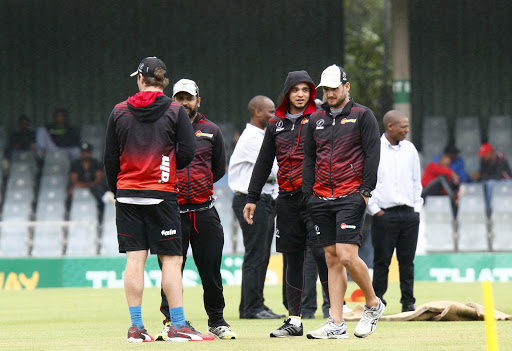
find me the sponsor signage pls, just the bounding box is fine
[1,253,512,289]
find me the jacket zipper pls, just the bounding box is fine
[287,120,297,191]
[330,116,335,196]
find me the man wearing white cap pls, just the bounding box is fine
[155,78,236,340]
[302,64,385,339]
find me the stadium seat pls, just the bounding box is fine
[31,202,66,257]
[39,174,68,191]
[421,116,449,163]
[11,150,39,168]
[488,115,512,155]
[423,196,455,252]
[455,117,481,172]
[459,183,485,197]
[457,194,489,251]
[81,124,106,161]
[213,176,236,254]
[66,200,98,256]
[0,223,29,257]
[489,191,512,251]
[99,201,118,256]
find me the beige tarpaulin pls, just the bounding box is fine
[343,301,512,322]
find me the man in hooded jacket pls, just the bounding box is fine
[243,70,330,338]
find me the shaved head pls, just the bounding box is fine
[382,110,406,127]
[248,95,273,117]
[383,110,409,145]
[247,95,275,129]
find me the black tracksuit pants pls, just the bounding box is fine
[371,205,420,307]
[159,207,228,327]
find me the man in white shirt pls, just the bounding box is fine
[367,110,423,313]
[228,95,282,319]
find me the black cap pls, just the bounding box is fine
[444,143,460,154]
[130,57,166,78]
[80,142,93,152]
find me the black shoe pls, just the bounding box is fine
[301,312,315,319]
[244,310,278,319]
[265,309,285,319]
[402,304,416,312]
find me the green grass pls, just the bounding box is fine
[1,282,511,351]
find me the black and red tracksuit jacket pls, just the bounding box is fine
[104,91,196,200]
[247,70,317,203]
[176,113,226,212]
[302,98,380,198]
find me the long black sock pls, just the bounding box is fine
[311,247,330,304]
[285,251,305,317]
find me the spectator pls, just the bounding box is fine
[6,114,36,157]
[228,95,283,320]
[68,142,106,205]
[432,143,470,183]
[421,154,460,200]
[367,110,423,312]
[36,108,80,160]
[472,142,512,212]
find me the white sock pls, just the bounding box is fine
[289,316,301,326]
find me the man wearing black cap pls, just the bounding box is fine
[303,64,384,339]
[104,57,213,342]
[243,70,330,338]
[69,141,105,205]
[155,78,236,340]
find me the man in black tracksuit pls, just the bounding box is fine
[243,71,330,338]
[303,64,384,339]
[156,79,236,340]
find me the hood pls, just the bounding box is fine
[127,91,172,122]
[276,70,317,118]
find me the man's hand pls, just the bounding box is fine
[361,194,369,205]
[451,172,460,185]
[243,203,256,225]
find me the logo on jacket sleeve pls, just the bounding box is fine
[159,155,170,183]
[161,229,177,236]
[316,119,325,130]
[276,120,284,132]
[195,130,213,138]
[341,118,357,124]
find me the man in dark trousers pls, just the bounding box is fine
[104,57,213,342]
[228,95,283,320]
[156,79,236,340]
[243,70,330,337]
[367,110,423,312]
[303,64,384,339]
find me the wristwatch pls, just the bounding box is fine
[360,189,372,198]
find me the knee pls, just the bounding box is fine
[324,251,339,268]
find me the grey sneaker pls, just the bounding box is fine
[306,317,348,339]
[208,325,237,339]
[270,318,303,337]
[354,298,385,338]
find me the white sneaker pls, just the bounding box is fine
[354,298,385,338]
[306,317,348,339]
[208,325,237,339]
[155,320,171,341]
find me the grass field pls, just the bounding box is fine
[1,281,511,351]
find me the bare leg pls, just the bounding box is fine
[323,245,347,325]
[159,254,184,308]
[337,243,378,307]
[125,250,148,307]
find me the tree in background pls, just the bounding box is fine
[344,0,392,122]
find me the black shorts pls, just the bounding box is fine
[116,200,183,255]
[275,193,323,253]
[306,192,366,247]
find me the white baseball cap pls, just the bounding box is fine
[317,64,349,89]
[172,79,199,97]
